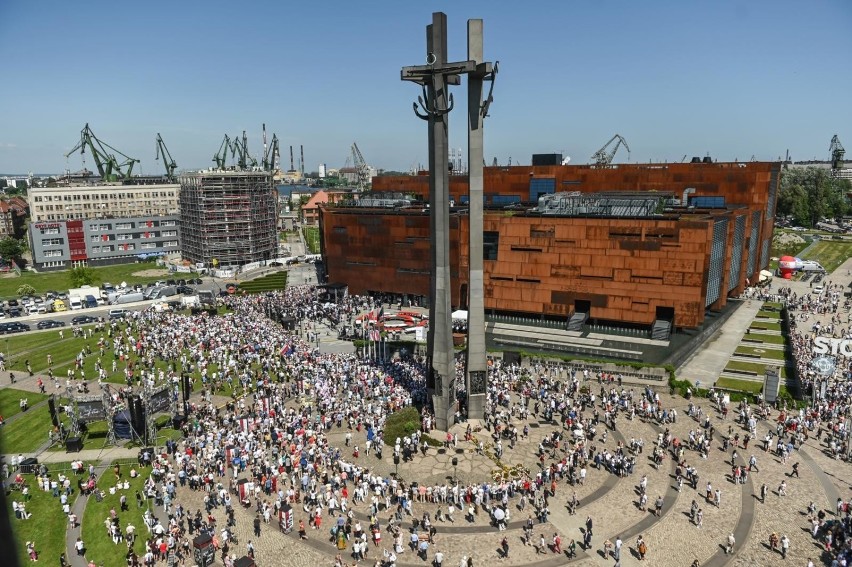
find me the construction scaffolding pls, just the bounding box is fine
[179,170,278,267]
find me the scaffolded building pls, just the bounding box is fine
[179,170,277,267]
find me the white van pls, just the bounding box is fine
[69,297,83,310]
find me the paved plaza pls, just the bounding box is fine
[2,261,852,567]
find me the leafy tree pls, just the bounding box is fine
[777,167,851,227]
[16,284,36,296]
[0,237,23,260]
[69,266,97,287]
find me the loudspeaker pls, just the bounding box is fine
[65,437,83,453]
[48,396,59,428]
[172,415,187,430]
[181,375,191,402]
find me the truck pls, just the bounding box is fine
[116,292,145,305]
[84,295,98,309]
[150,285,178,300]
[68,285,102,308]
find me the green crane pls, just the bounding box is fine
[213,134,232,169]
[155,133,178,182]
[65,123,140,181]
[263,133,280,172]
[231,130,257,170]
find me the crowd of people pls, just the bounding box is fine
[4,278,852,566]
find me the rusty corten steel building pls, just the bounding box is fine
[320,161,781,330]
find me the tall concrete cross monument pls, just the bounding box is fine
[402,12,476,431]
[465,20,497,421]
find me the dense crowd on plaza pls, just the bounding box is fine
[4,281,852,566]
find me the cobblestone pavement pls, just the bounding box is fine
[159,387,848,567]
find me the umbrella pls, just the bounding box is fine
[492,508,505,521]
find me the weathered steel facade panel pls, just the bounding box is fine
[324,161,780,330]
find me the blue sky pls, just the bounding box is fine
[0,0,850,174]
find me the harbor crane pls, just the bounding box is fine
[830,134,846,174]
[155,133,178,182]
[65,123,140,181]
[590,134,631,167]
[231,130,257,170]
[262,125,280,173]
[213,134,232,169]
[351,142,371,190]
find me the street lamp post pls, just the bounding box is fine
[452,457,458,485]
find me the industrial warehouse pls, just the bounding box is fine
[320,159,781,348]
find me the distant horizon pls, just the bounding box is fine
[1,1,850,173]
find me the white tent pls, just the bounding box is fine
[451,310,468,321]
[759,269,773,282]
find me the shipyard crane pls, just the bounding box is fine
[231,130,258,170]
[213,134,232,169]
[351,142,370,190]
[830,134,846,173]
[263,133,280,172]
[155,133,178,182]
[590,134,631,167]
[65,123,140,181]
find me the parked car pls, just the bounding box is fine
[0,321,30,334]
[37,319,66,329]
[176,285,194,295]
[71,315,99,325]
[108,309,129,320]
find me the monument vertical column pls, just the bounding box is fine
[402,13,477,431]
[465,19,488,420]
[427,13,456,431]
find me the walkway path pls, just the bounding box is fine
[676,299,763,387]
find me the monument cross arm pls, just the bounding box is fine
[401,61,477,85]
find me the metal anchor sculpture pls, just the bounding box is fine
[414,84,455,120]
[480,61,499,118]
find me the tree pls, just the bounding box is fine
[69,266,97,287]
[0,237,23,260]
[16,284,36,296]
[777,167,852,227]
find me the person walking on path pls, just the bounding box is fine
[790,462,800,478]
[725,533,735,554]
[500,535,509,559]
[636,535,647,561]
[760,483,768,503]
[780,534,790,559]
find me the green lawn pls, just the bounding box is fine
[6,462,78,566]
[239,271,287,293]
[0,388,47,420]
[0,403,53,453]
[742,333,786,345]
[0,262,167,299]
[82,468,151,567]
[714,377,764,393]
[724,359,787,378]
[749,321,782,331]
[800,240,852,274]
[734,345,787,360]
[302,226,320,254]
[756,310,781,319]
